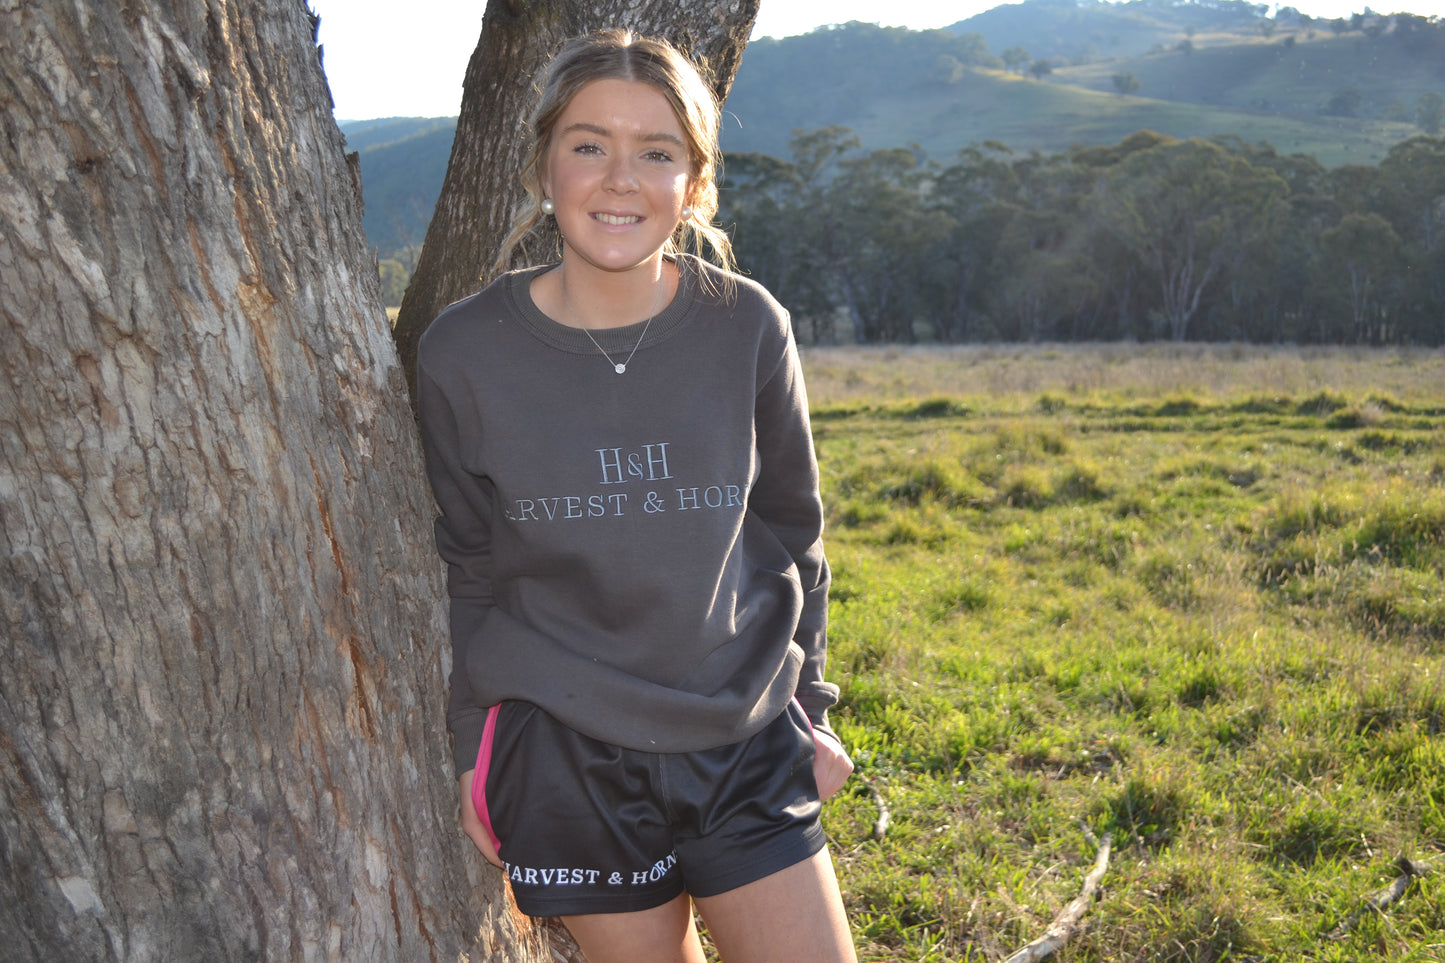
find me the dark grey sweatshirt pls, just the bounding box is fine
[417,255,837,775]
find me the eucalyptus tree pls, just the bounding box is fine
[720,149,843,343]
[1227,148,1336,341]
[1367,136,1445,342]
[0,2,529,959]
[985,150,1096,340]
[1092,138,1287,341]
[719,152,805,308]
[992,241,1083,341]
[1376,136,1445,255]
[829,147,953,343]
[1315,213,1405,343]
[776,126,864,341]
[1067,133,1177,340]
[1325,162,1381,215]
[931,143,1024,342]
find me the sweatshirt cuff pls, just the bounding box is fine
[795,685,840,742]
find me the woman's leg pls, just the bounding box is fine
[693,847,856,963]
[562,892,707,963]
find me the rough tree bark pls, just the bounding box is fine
[0,1,545,959]
[391,0,762,396]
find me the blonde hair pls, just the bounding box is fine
[493,29,736,278]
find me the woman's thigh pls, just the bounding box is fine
[562,893,706,963]
[693,847,857,963]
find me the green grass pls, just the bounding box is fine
[1058,29,1445,126]
[806,345,1445,961]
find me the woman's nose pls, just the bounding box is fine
[602,154,639,193]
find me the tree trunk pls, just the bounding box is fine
[391,0,762,396]
[0,2,545,959]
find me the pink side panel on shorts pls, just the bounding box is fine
[471,704,503,853]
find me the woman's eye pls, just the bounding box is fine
[645,150,675,163]
[573,142,602,155]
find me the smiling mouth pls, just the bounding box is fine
[595,212,642,225]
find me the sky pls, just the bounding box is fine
[309,0,1437,121]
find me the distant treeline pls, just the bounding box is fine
[719,128,1445,345]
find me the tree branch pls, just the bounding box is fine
[1326,854,1435,940]
[864,776,891,841]
[1002,831,1113,963]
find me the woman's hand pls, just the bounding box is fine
[458,769,504,868]
[811,728,854,800]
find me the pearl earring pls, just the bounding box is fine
[540,197,556,215]
[680,205,693,221]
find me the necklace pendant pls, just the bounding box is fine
[614,363,627,374]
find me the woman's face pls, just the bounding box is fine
[542,78,693,278]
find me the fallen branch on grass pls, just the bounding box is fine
[1002,831,1114,963]
[1326,854,1435,940]
[863,776,891,841]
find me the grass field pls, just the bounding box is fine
[842,66,1417,170]
[800,344,1444,961]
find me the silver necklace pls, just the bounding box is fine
[561,275,666,375]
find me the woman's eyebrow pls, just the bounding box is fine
[560,121,685,147]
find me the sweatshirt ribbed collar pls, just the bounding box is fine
[505,254,700,357]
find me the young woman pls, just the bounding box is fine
[417,29,856,963]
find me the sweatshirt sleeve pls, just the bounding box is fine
[749,314,840,738]
[416,353,493,777]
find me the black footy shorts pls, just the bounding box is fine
[470,699,828,917]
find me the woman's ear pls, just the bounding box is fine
[537,144,553,203]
